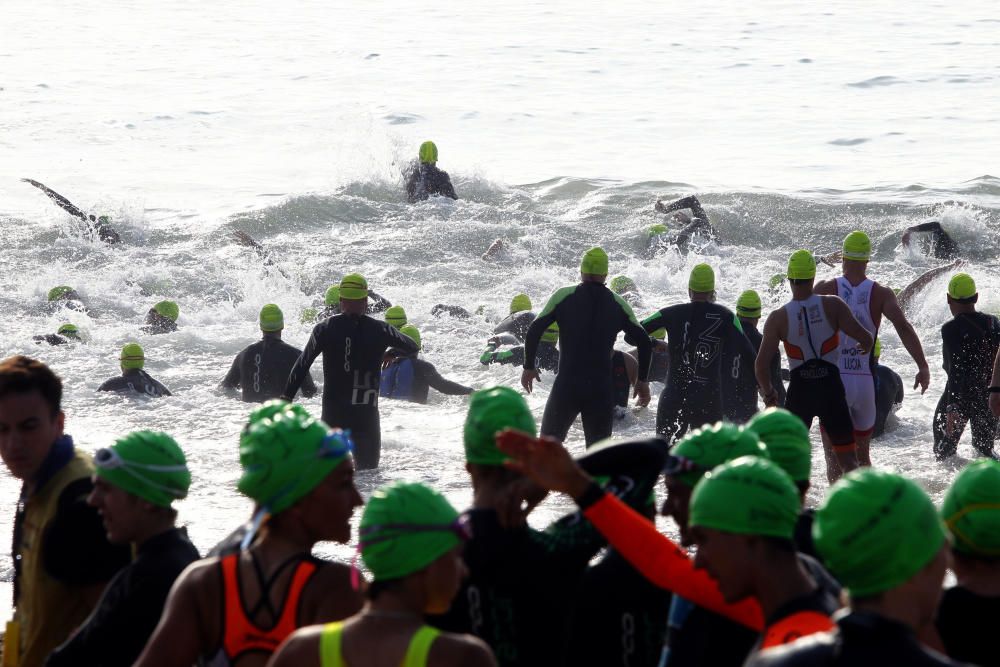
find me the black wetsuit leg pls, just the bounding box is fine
[934,391,999,459]
[655,383,721,444]
[325,405,381,470]
[541,376,614,446]
[785,361,854,447]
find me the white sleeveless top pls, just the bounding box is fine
[836,276,876,377]
[783,294,839,370]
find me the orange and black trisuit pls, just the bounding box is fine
[217,553,317,664]
[575,486,838,650]
[781,294,856,453]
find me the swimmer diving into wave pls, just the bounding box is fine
[21,178,121,244]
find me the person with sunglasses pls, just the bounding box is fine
[269,482,495,667]
[135,404,364,667]
[0,355,130,667]
[47,431,199,667]
[432,386,668,667]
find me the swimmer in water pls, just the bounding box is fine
[903,220,960,260]
[405,141,458,203]
[652,194,718,251]
[33,323,82,346]
[380,325,474,404]
[142,301,179,335]
[21,178,121,244]
[98,344,172,398]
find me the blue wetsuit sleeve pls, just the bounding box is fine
[284,322,325,399]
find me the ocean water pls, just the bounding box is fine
[1,0,998,621]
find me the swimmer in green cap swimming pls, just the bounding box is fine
[142,300,179,334]
[269,482,497,667]
[652,194,718,252]
[405,141,458,203]
[97,343,172,397]
[33,323,83,346]
[136,404,364,667]
[21,178,121,244]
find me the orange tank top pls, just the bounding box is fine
[220,553,317,663]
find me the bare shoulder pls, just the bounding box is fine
[268,625,325,667]
[813,278,837,295]
[303,561,364,622]
[428,632,498,667]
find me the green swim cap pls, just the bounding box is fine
[648,224,668,237]
[153,300,179,322]
[873,338,882,358]
[768,273,787,289]
[541,322,559,343]
[300,307,318,323]
[814,469,946,598]
[786,250,816,280]
[746,408,811,483]
[400,324,421,350]
[385,306,407,329]
[419,141,439,164]
[842,230,871,261]
[97,215,110,225]
[238,405,354,514]
[610,276,637,296]
[360,481,461,581]
[259,304,284,332]
[581,247,609,277]
[671,422,768,487]
[324,285,341,306]
[736,290,762,319]
[339,274,369,301]
[690,456,800,539]
[510,293,532,314]
[948,273,976,300]
[120,343,145,370]
[688,264,715,293]
[245,399,294,429]
[464,386,536,466]
[95,431,190,507]
[651,327,666,340]
[57,323,80,339]
[941,459,1000,557]
[47,286,75,302]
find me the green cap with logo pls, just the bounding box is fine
[941,459,1000,557]
[385,306,407,329]
[688,264,715,293]
[339,274,369,301]
[787,250,816,280]
[464,386,536,466]
[746,408,811,483]
[948,273,976,300]
[419,141,439,164]
[400,324,421,350]
[814,469,946,597]
[581,247,609,277]
[671,422,768,487]
[736,290,762,319]
[324,285,341,306]
[689,456,800,539]
[57,323,81,339]
[153,300,179,322]
[510,293,532,314]
[95,431,191,508]
[259,304,284,332]
[48,286,76,302]
[610,276,637,296]
[842,231,872,262]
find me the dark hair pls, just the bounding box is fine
[788,278,813,286]
[0,356,63,416]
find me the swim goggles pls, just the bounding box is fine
[94,447,190,498]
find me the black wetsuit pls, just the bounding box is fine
[632,347,670,383]
[793,510,821,563]
[873,363,904,438]
[494,311,536,342]
[933,312,1000,459]
[745,611,966,666]
[405,163,458,203]
[379,354,473,404]
[284,313,419,469]
[142,312,177,335]
[431,439,668,667]
[431,304,472,319]
[97,370,172,398]
[935,586,1000,666]
[666,554,840,667]
[611,351,630,410]
[568,548,670,667]
[319,291,392,318]
[524,282,652,446]
[221,336,317,403]
[907,222,960,260]
[745,321,787,406]
[46,528,200,667]
[651,195,718,254]
[642,303,755,443]
[33,334,74,346]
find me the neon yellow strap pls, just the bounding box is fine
[320,622,345,667]
[403,626,440,667]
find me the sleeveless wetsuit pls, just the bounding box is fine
[933,312,1000,459]
[284,313,419,469]
[642,303,755,443]
[97,369,172,398]
[320,622,439,667]
[835,277,878,435]
[782,295,855,451]
[210,553,317,666]
[525,282,651,446]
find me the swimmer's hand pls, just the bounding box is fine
[521,368,541,394]
[633,380,651,408]
[497,429,592,499]
[914,365,930,394]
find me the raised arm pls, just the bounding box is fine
[895,261,961,314]
[22,178,88,220]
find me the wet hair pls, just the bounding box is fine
[0,356,63,416]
